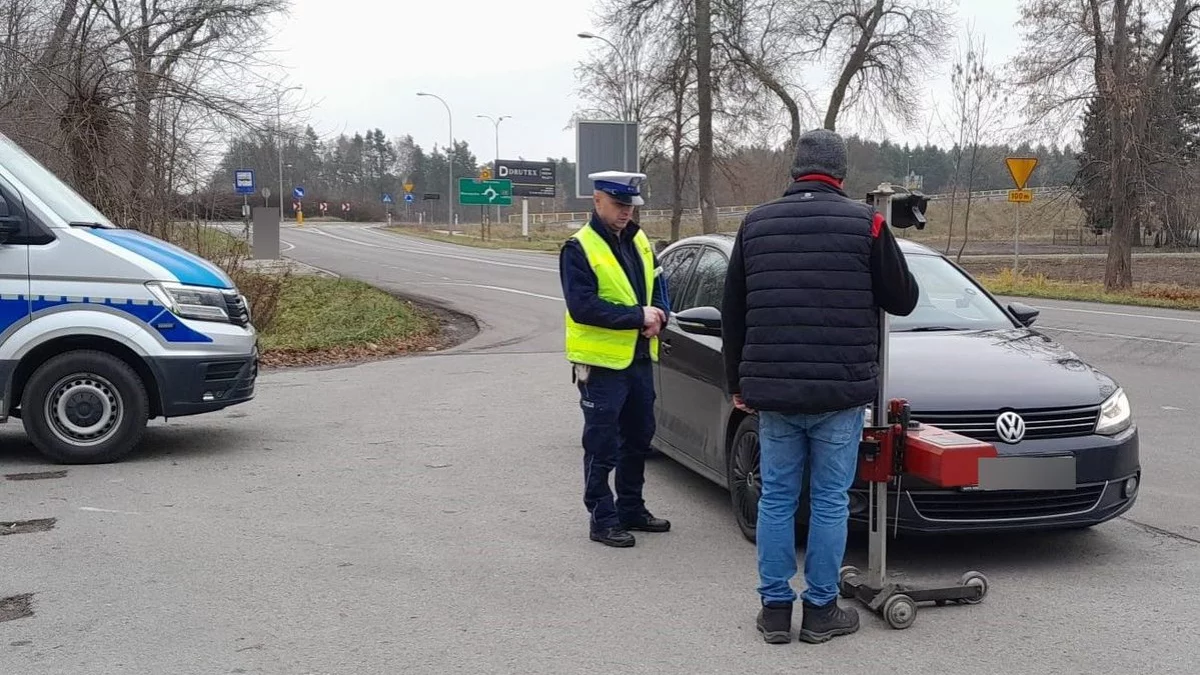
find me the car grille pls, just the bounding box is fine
[911,405,1100,442]
[224,292,250,327]
[908,484,1106,521]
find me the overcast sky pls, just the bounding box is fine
[263,1,1032,163]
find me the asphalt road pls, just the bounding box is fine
[2,223,1197,674]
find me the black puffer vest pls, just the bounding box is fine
[736,179,879,414]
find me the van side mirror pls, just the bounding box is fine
[676,306,722,337]
[0,196,20,244]
[1008,301,1040,327]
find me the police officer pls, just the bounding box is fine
[559,170,672,548]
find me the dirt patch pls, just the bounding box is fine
[0,594,33,623]
[0,518,57,535]
[960,257,1200,287]
[5,470,68,481]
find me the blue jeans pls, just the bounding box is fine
[756,405,865,607]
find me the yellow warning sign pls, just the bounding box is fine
[480,166,492,181]
[403,181,413,193]
[1005,157,1039,190]
[1008,189,1033,203]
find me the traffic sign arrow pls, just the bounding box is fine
[484,187,497,201]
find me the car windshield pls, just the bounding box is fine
[0,133,116,228]
[888,253,1015,331]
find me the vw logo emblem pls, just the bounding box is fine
[995,411,1026,444]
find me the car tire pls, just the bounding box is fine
[727,414,810,544]
[21,350,149,464]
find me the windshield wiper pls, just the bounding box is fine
[69,221,108,228]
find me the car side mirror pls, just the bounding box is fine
[675,305,722,337]
[1008,301,1040,327]
[0,196,20,244]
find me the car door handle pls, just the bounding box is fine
[661,338,672,354]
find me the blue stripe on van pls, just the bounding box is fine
[86,228,233,289]
[0,295,213,343]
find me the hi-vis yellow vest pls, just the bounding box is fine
[564,224,659,369]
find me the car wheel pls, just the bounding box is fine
[727,414,811,545]
[729,415,762,543]
[21,350,149,464]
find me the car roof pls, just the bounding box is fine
[661,231,941,257]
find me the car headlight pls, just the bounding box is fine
[146,281,230,323]
[1095,388,1132,436]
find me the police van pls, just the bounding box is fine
[0,132,258,464]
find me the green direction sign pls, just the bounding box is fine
[458,178,512,206]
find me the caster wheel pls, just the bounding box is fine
[883,594,917,630]
[838,565,860,598]
[959,571,988,605]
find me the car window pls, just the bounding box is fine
[660,245,699,310]
[889,254,1016,331]
[687,246,727,311]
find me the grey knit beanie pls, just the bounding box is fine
[790,128,848,182]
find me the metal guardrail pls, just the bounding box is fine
[508,186,1072,226]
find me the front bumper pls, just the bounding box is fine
[847,427,1140,535]
[148,348,258,418]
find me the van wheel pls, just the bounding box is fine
[21,350,149,464]
[727,414,811,545]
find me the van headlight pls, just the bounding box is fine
[1095,388,1132,436]
[146,281,230,322]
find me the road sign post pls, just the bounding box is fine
[1005,157,1038,275]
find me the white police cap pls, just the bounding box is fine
[588,170,646,206]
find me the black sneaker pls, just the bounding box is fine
[799,599,860,644]
[622,512,671,533]
[756,602,792,644]
[590,527,635,548]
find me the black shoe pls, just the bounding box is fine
[590,527,636,548]
[621,512,671,533]
[756,602,793,644]
[799,599,860,644]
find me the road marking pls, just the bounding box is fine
[1039,326,1199,346]
[297,227,557,273]
[1033,304,1200,324]
[79,506,140,515]
[417,282,562,302]
[281,241,295,252]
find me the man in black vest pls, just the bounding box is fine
[721,128,919,645]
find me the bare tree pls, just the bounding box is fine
[1013,0,1200,290]
[805,0,955,133]
[939,27,1006,261]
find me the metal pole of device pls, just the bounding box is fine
[868,182,896,590]
[419,92,454,226]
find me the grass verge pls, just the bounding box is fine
[168,223,443,367]
[256,275,441,368]
[975,268,1200,311]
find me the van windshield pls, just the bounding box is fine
[0,134,116,228]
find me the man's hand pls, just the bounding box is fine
[642,306,666,331]
[732,394,754,414]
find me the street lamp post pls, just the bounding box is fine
[418,92,454,226]
[476,114,510,224]
[578,31,632,173]
[258,83,302,218]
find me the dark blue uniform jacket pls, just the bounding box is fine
[559,213,671,363]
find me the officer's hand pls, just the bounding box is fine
[642,306,665,329]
